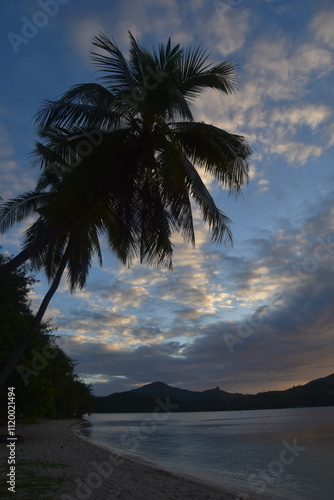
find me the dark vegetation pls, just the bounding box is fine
[0,253,92,421]
[93,377,334,413]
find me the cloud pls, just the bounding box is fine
[257,179,269,192]
[273,104,331,131]
[210,4,250,55]
[2,0,333,400]
[311,7,334,49]
[55,197,334,396]
[194,40,332,166]
[270,140,323,165]
[117,0,186,44]
[60,311,137,332]
[71,17,108,65]
[102,284,149,309]
[61,264,334,395]
[294,43,333,77]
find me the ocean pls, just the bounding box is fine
[79,406,334,499]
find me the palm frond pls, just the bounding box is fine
[153,133,196,245]
[36,84,123,132]
[91,32,135,91]
[65,224,102,291]
[0,191,49,233]
[154,38,182,74]
[173,121,251,191]
[182,157,233,244]
[136,181,174,269]
[178,44,237,99]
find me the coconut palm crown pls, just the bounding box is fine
[1,32,251,279]
[32,32,251,268]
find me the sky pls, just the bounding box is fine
[1,0,333,397]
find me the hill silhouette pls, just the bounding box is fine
[93,374,334,413]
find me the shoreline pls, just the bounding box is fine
[0,418,277,500]
[74,419,255,497]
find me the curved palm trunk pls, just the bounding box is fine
[0,243,71,386]
[0,224,68,280]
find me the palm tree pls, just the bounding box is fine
[36,33,250,243]
[0,33,251,384]
[0,32,251,279]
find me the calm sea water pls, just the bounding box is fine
[79,407,334,499]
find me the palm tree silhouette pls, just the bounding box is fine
[0,33,251,384]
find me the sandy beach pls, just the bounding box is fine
[0,418,273,500]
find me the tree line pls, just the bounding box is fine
[0,252,92,421]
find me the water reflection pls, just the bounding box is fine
[78,407,334,500]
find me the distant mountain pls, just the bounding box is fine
[92,374,334,413]
[129,381,242,402]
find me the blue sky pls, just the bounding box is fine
[1,0,334,396]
